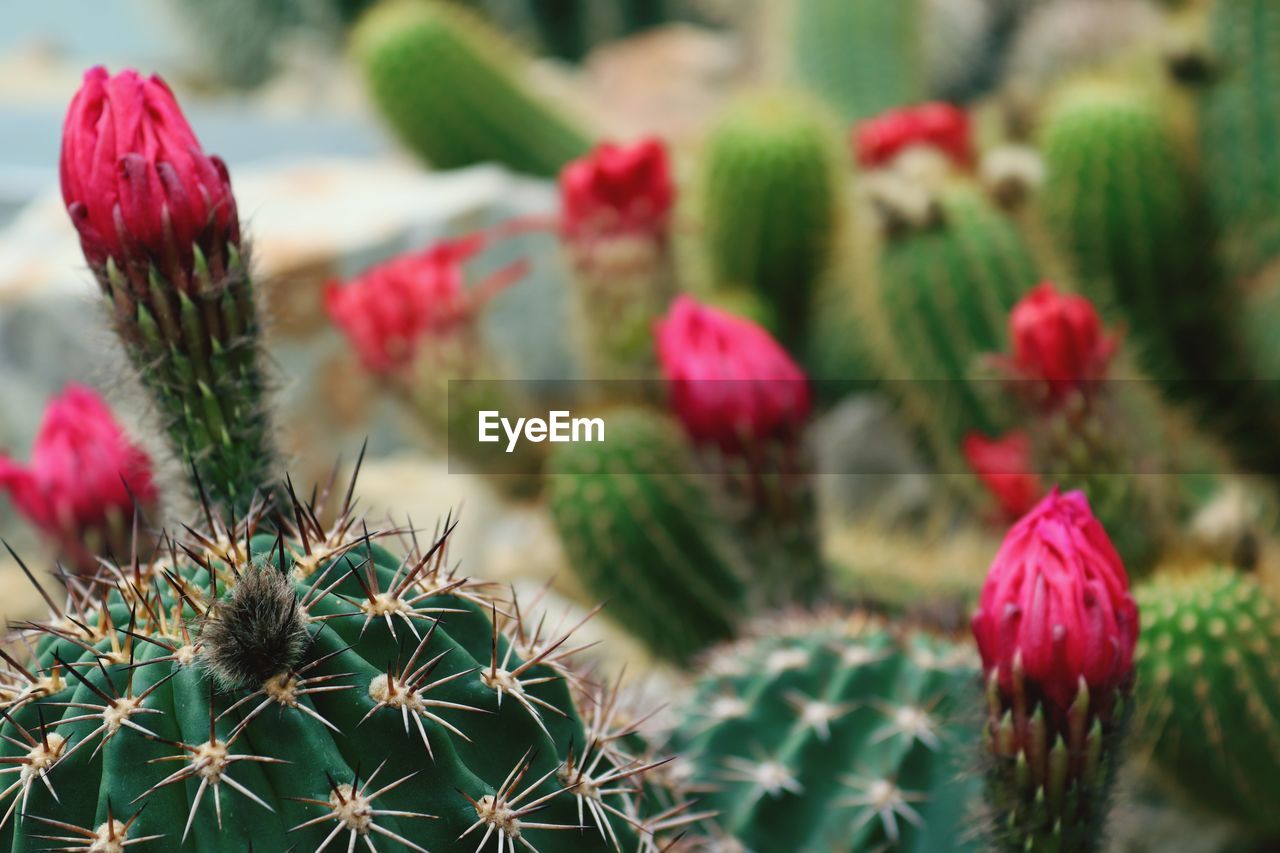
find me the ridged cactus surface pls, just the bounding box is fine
[0,502,680,851]
[867,185,1040,465]
[354,0,592,177]
[789,0,925,122]
[667,616,981,851]
[699,91,846,348]
[1135,566,1280,837]
[547,409,749,664]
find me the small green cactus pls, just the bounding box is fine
[353,0,593,177]
[789,0,925,122]
[1134,565,1280,838]
[547,409,751,664]
[862,183,1040,470]
[666,615,982,851]
[0,497,687,851]
[699,90,848,349]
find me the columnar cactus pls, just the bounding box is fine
[559,138,677,382]
[699,91,847,350]
[0,494,690,850]
[788,0,925,122]
[973,490,1140,852]
[353,0,592,177]
[654,295,826,607]
[60,67,275,519]
[1134,565,1280,838]
[547,409,751,664]
[666,614,982,851]
[861,183,1039,470]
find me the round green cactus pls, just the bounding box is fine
[699,90,848,350]
[547,409,751,664]
[1134,565,1280,837]
[665,615,982,851]
[353,0,592,177]
[0,492,688,851]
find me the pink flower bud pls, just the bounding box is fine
[0,386,157,571]
[1010,282,1117,404]
[559,138,674,240]
[326,234,523,376]
[972,489,1139,717]
[654,295,811,451]
[963,431,1044,522]
[60,66,238,284]
[853,102,972,169]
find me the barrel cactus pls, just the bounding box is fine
[0,490,691,851]
[547,409,750,664]
[698,90,848,350]
[353,0,592,177]
[665,614,982,851]
[1134,565,1280,838]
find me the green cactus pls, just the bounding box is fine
[1134,565,1280,838]
[1200,0,1280,283]
[789,0,925,122]
[666,615,982,851]
[699,90,848,350]
[0,496,686,851]
[862,183,1040,469]
[353,0,593,177]
[547,409,751,664]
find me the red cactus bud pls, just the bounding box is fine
[655,295,811,451]
[1009,282,1118,404]
[853,102,972,169]
[963,431,1044,522]
[0,386,157,573]
[60,67,238,287]
[560,138,674,240]
[326,234,524,376]
[972,489,1138,718]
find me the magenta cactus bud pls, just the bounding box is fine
[559,138,674,240]
[963,431,1044,523]
[1009,282,1118,406]
[60,66,239,288]
[0,385,157,574]
[655,294,811,453]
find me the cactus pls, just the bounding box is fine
[665,615,982,851]
[547,409,751,664]
[861,184,1040,470]
[788,0,925,122]
[699,91,847,350]
[0,489,690,851]
[353,0,593,177]
[1134,565,1280,838]
[1200,0,1280,283]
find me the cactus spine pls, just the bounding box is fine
[0,501,686,850]
[699,91,847,350]
[666,616,981,851]
[547,409,751,664]
[789,0,925,122]
[1134,565,1280,838]
[353,0,592,177]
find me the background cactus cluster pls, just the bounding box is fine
[3,0,1280,850]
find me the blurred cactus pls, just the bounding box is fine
[547,409,750,664]
[353,0,592,177]
[861,183,1039,470]
[788,0,925,122]
[699,91,847,350]
[666,615,981,851]
[1135,566,1280,838]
